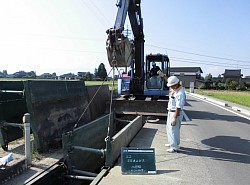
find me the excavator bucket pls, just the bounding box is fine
[106,36,134,67]
[106,31,134,67]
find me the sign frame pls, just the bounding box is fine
[121,147,156,175]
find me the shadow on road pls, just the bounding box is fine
[157,169,180,174]
[184,109,250,125]
[180,136,250,164]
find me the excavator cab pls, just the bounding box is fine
[111,53,170,116]
[144,54,170,96]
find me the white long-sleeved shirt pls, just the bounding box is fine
[168,87,186,111]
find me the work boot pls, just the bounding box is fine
[167,148,178,153]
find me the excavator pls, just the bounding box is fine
[21,1,171,185]
[106,0,170,116]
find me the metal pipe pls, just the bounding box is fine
[72,146,105,158]
[65,175,95,181]
[72,169,97,177]
[0,113,31,167]
[2,122,24,128]
[0,90,24,95]
[115,118,131,123]
[23,113,31,167]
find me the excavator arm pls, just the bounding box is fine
[106,0,144,95]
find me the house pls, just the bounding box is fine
[221,69,243,83]
[170,67,203,88]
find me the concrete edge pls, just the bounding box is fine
[187,92,227,107]
[0,159,27,184]
[232,106,250,116]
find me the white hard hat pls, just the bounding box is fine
[167,76,180,87]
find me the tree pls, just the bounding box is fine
[237,81,246,90]
[94,68,98,78]
[245,82,250,89]
[204,73,213,89]
[97,63,107,80]
[3,70,8,76]
[225,79,238,90]
[25,71,36,78]
[205,73,212,82]
[86,72,93,80]
[13,71,26,78]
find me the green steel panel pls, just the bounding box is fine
[106,116,143,167]
[62,114,114,173]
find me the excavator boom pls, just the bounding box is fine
[107,1,169,116]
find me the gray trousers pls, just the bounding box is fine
[166,111,183,150]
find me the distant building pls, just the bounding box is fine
[39,73,57,79]
[77,72,87,78]
[221,69,243,83]
[170,67,203,88]
[60,73,77,80]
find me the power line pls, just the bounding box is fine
[88,1,111,27]
[146,44,250,64]
[171,58,250,70]
[171,57,250,68]
[0,32,104,42]
[1,44,105,54]
[80,0,110,29]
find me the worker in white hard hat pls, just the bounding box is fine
[157,71,186,152]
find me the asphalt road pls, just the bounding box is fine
[100,94,250,185]
[180,94,250,185]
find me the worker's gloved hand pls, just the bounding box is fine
[171,117,177,126]
[157,70,165,77]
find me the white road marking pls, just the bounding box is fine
[182,111,190,122]
[188,94,250,121]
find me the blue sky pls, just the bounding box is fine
[0,0,250,77]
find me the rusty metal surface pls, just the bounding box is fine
[23,80,92,152]
[0,80,111,153]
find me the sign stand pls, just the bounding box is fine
[121,147,156,174]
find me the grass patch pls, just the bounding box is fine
[85,80,118,91]
[195,89,250,108]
